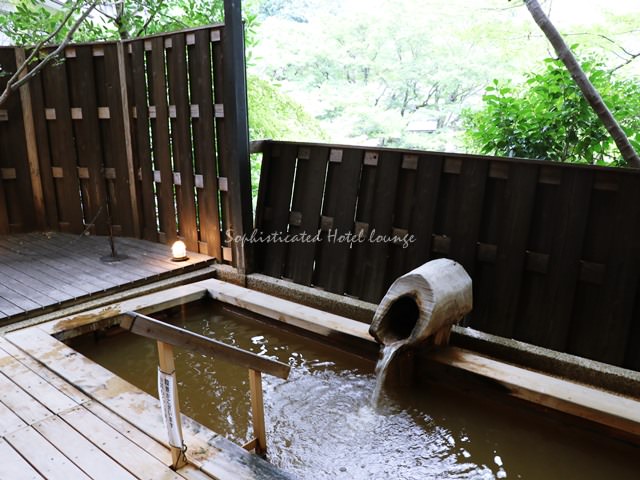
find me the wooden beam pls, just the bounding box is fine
[427,347,640,439]
[120,312,290,379]
[248,369,266,456]
[15,48,47,230]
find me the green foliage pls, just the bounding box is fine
[247,76,327,198]
[463,57,640,165]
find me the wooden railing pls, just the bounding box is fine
[120,311,290,467]
[254,140,640,372]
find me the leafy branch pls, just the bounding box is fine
[0,0,100,107]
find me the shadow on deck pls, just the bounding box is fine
[0,232,214,325]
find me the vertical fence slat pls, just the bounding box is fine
[403,155,443,272]
[41,58,84,232]
[149,37,177,244]
[102,44,136,237]
[0,48,35,232]
[189,29,221,259]
[480,163,538,336]
[129,40,157,242]
[167,33,198,252]
[285,146,329,285]
[67,45,109,235]
[259,144,297,278]
[27,62,58,229]
[313,148,363,293]
[360,151,402,303]
[518,169,594,351]
[346,154,379,299]
[212,33,231,259]
[15,48,46,230]
[450,157,489,277]
[385,155,419,288]
[0,49,14,233]
[570,174,640,366]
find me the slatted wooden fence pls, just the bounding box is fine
[0,25,243,263]
[255,140,640,371]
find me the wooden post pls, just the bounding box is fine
[248,368,267,456]
[116,41,141,238]
[222,0,254,274]
[15,47,47,230]
[157,341,188,470]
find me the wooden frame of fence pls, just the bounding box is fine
[254,140,640,372]
[0,24,253,268]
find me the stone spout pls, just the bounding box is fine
[369,258,472,347]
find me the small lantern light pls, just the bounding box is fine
[171,240,188,261]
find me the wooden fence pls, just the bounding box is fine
[255,140,640,371]
[0,25,246,263]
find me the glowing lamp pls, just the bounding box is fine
[171,240,188,261]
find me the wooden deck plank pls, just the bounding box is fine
[0,263,62,307]
[0,232,213,322]
[18,233,164,281]
[0,372,53,425]
[6,235,142,287]
[34,414,138,480]
[0,257,77,303]
[0,296,25,317]
[0,438,44,480]
[60,406,184,480]
[0,338,90,406]
[0,345,79,413]
[5,426,92,480]
[0,284,43,311]
[85,402,214,480]
[0,399,27,436]
[0,241,94,297]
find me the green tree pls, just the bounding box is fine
[463,57,640,165]
[522,0,639,167]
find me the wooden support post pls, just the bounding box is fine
[15,48,47,230]
[222,0,254,274]
[157,341,188,470]
[248,368,267,456]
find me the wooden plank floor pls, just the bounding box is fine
[0,329,291,479]
[0,233,213,324]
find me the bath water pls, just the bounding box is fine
[73,300,638,479]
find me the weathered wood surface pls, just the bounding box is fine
[3,326,294,479]
[369,258,473,347]
[120,312,290,379]
[0,232,213,324]
[254,140,640,371]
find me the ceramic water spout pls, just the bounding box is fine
[369,258,472,347]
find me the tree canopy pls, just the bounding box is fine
[463,56,640,165]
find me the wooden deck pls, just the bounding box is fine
[0,232,214,324]
[0,324,291,479]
